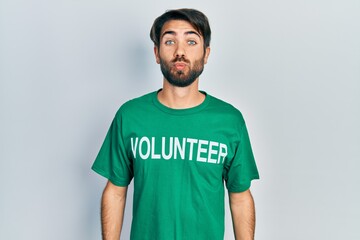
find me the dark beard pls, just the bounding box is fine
[160,57,205,87]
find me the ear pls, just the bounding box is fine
[204,47,211,64]
[154,46,160,64]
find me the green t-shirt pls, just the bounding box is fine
[92,91,259,240]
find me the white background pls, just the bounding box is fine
[0,0,359,239]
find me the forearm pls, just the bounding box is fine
[229,190,256,240]
[101,181,127,240]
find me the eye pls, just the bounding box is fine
[164,40,175,45]
[188,40,197,45]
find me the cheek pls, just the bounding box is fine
[192,47,206,58]
[192,52,206,63]
[159,49,172,60]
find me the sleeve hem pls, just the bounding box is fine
[91,165,131,187]
[227,175,260,193]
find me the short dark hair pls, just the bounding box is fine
[150,8,211,50]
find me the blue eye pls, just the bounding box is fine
[188,40,197,45]
[165,40,175,45]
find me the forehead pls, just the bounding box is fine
[161,20,201,37]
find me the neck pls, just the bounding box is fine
[157,78,205,109]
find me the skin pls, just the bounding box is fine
[100,20,256,240]
[154,20,210,109]
[229,190,256,240]
[101,181,127,240]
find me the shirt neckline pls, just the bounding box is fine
[152,89,211,115]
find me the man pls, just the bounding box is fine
[92,8,259,240]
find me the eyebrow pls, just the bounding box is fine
[161,30,201,39]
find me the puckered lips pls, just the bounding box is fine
[173,62,187,71]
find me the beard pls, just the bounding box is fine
[159,56,205,87]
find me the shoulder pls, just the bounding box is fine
[207,94,245,124]
[115,91,156,117]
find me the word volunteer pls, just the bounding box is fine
[130,136,228,164]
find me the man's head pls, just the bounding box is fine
[150,8,211,52]
[150,9,211,87]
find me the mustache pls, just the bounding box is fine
[172,56,190,64]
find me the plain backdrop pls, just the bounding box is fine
[1,0,359,239]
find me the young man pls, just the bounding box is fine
[92,8,259,240]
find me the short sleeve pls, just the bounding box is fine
[91,110,133,186]
[223,123,259,192]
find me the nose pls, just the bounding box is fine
[174,42,186,58]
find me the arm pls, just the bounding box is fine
[101,180,128,240]
[229,189,256,240]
